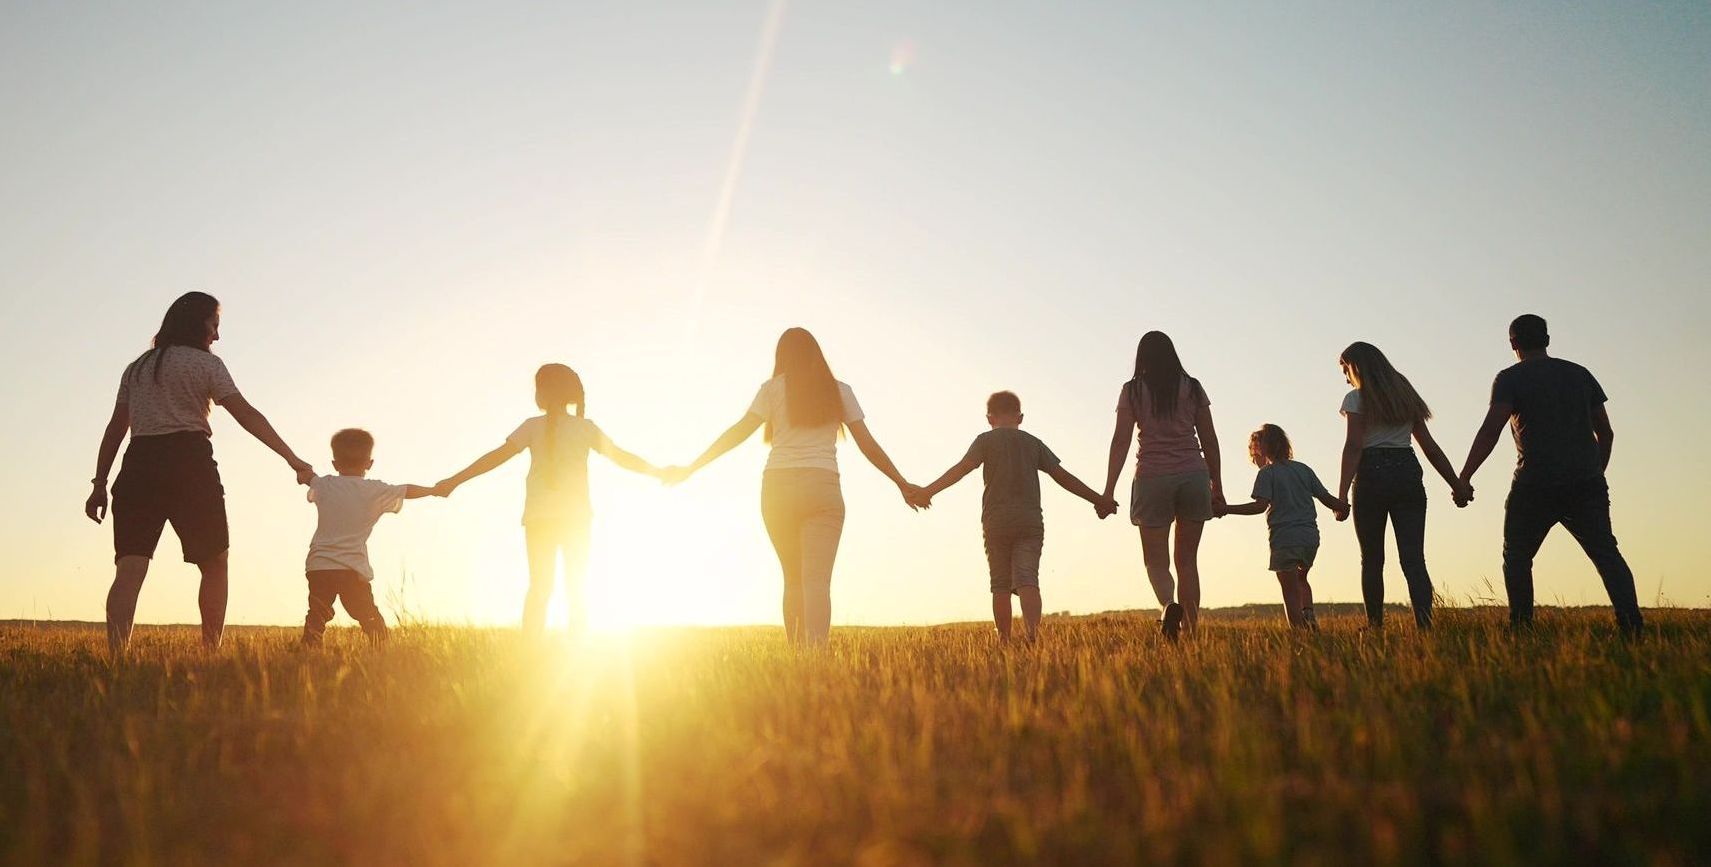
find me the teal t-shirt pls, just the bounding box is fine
[963,428,1061,524]
[1252,460,1329,549]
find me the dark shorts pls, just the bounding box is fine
[112,432,228,564]
[983,513,1044,594]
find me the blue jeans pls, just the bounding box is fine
[1503,478,1643,634]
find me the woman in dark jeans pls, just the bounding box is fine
[1335,342,1470,630]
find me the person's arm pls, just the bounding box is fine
[1103,398,1135,500]
[1457,402,1512,486]
[438,441,525,493]
[1337,412,1364,502]
[402,485,442,499]
[1314,489,1350,521]
[671,414,764,483]
[847,420,921,509]
[921,456,980,499]
[221,395,313,484]
[1592,405,1614,471]
[594,434,663,478]
[1195,402,1225,509]
[1222,498,1268,516]
[1046,464,1119,517]
[1412,419,1463,493]
[85,400,131,523]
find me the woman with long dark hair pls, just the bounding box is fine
[669,328,920,645]
[1102,331,1223,640]
[1335,342,1469,630]
[85,292,314,654]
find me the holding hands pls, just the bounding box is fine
[1094,495,1119,520]
[1452,477,1475,509]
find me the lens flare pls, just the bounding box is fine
[889,40,915,76]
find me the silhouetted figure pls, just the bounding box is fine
[438,364,662,637]
[665,328,920,646]
[1457,315,1643,636]
[85,292,314,655]
[1334,342,1470,630]
[1102,331,1223,640]
[908,391,1117,643]
[1219,425,1348,630]
[301,428,443,646]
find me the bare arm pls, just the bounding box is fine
[847,420,912,490]
[922,456,981,498]
[221,395,313,482]
[85,401,131,522]
[1103,400,1134,499]
[1045,463,1105,507]
[1412,419,1461,491]
[1337,412,1364,501]
[402,485,440,499]
[440,441,525,491]
[1458,403,1511,483]
[1222,498,1269,517]
[1592,405,1614,471]
[595,438,662,477]
[1195,402,1225,507]
[683,413,764,475]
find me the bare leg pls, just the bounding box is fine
[991,592,1012,641]
[1017,587,1042,642]
[197,551,229,649]
[106,555,151,657]
[562,522,592,640]
[1139,526,1175,608]
[1297,566,1317,629]
[522,526,559,637]
[1174,520,1206,633]
[1275,570,1302,628]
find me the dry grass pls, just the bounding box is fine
[2,608,1707,866]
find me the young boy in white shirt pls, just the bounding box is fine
[302,428,442,646]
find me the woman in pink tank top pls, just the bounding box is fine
[1101,331,1225,639]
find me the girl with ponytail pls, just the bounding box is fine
[438,364,663,636]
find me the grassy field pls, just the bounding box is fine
[2,608,1707,866]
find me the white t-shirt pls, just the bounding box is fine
[506,414,614,525]
[305,476,409,580]
[116,347,241,437]
[747,377,865,473]
[1340,389,1414,449]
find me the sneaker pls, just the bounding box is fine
[1161,602,1183,642]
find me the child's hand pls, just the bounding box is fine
[659,466,693,486]
[1333,499,1350,522]
[434,478,459,498]
[1094,496,1119,519]
[293,461,315,486]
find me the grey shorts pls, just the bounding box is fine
[1269,545,1318,572]
[983,515,1044,594]
[1130,469,1214,528]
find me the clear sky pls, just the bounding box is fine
[2,1,1707,629]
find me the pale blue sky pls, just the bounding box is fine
[1,1,1707,626]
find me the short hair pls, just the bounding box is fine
[1248,424,1293,467]
[331,428,375,466]
[1510,314,1549,351]
[987,390,1022,416]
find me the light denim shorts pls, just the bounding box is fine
[1130,469,1213,528]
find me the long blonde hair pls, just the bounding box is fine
[535,364,585,476]
[766,328,842,443]
[1340,342,1431,426]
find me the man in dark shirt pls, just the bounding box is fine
[1457,314,1642,635]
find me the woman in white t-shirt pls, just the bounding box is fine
[84,292,315,655]
[669,328,921,646]
[438,364,663,636]
[1335,342,1470,631]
